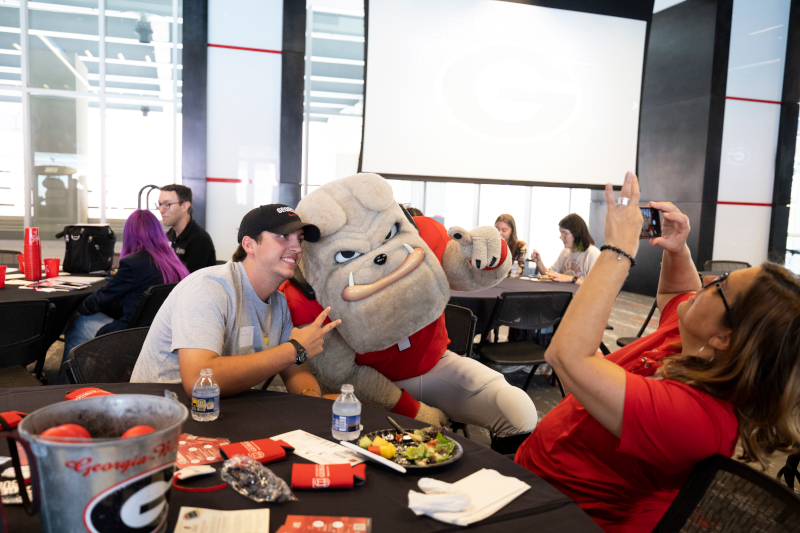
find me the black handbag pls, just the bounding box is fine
[55,224,116,273]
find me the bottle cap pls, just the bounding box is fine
[200,368,212,377]
[341,384,354,393]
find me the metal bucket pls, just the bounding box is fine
[17,394,188,533]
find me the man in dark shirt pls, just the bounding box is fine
[158,184,217,272]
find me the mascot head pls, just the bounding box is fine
[296,173,450,353]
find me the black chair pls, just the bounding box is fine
[654,454,800,532]
[443,304,478,437]
[61,327,150,384]
[0,300,55,387]
[704,260,751,272]
[444,304,477,357]
[0,250,21,267]
[128,282,178,328]
[475,291,573,395]
[617,299,659,348]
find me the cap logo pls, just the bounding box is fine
[276,207,295,214]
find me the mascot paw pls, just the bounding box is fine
[415,402,450,426]
[448,226,504,271]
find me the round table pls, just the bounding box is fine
[0,277,108,370]
[2,383,601,533]
[449,277,579,335]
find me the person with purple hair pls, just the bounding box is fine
[59,210,190,380]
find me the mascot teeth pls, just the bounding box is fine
[403,243,414,254]
[349,272,355,287]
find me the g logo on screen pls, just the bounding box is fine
[436,43,581,143]
[83,464,174,533]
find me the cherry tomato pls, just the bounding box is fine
[40,424,92,440]
[120,425,156,439]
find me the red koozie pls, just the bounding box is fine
[64,387,115,401]
[219,438,294,464]
[291,463,367,489]
[24,227,41,281]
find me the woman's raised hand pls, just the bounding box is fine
[647,201,690,253]
[604,171,643,259]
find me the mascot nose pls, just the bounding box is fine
[374,254,387,265]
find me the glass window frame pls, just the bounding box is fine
[13,0,182,231]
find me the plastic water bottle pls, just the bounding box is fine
[332,384,361,441]
[191,368,220,422]
[510,262,521,278]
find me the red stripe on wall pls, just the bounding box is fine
[206,178,254,184]
[717,201,773,207]
[725,96,782,105]
[208,43,282,54]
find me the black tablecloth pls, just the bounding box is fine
[0,278,107,366]
[2,383,601,533]
[450,277,579,334]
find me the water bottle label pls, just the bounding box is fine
[332,414,360,433]
[192,395,219,413]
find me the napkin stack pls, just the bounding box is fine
[408,468,530,526]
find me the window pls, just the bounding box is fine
[1,0,182,239]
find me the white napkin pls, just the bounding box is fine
[408,469,530,526]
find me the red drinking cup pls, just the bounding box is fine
[44,258,60,279]
[0,265,6,288]
[17,254,25,275]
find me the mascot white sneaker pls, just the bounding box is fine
[280,173,537,452]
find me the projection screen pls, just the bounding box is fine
[360,0,648,187]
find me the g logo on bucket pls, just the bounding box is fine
[436,43,580,143]
[84,463,173,533]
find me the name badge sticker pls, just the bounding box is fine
[239,326,254,348]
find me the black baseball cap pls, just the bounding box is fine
[237,204,321,243]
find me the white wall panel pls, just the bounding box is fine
[208,0,283,50]
[712,204,771,266]
[717,99,780,204]
[726,0,791,102]
[206,47,282,259]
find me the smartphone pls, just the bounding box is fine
[640,207,662,239]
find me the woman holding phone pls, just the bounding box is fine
[529,213,599,284]
[515,172,800,532]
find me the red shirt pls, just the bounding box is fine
[515,293,738,533]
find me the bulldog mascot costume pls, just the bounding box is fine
[280,173,537,452]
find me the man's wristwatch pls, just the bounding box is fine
[287,339,308,365]
[571,275,578,284]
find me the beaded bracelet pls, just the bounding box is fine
[600,245,636,267]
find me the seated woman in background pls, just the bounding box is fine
[62,209,190,358]
[530,213,599,284]
[495,214,526,271]
[516,172,800,532]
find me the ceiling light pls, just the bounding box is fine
[85,49,93,58]
[145,55,151,62]
[43,83,49,88]
[118,53,125,60]
[12,43,21,50]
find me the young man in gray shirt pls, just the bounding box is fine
[130,204,341,399]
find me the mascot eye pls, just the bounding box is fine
[385,223,399,240]
[334,251,363,264]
